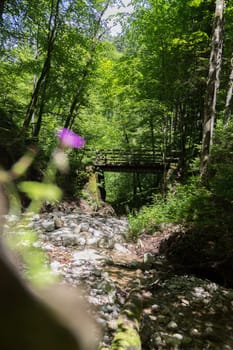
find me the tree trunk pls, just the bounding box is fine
[224,53,233,124]
[33,76,49,137]
[63,1,110,129]
[64,62,91,129]
[200,0,224,180]
[23,0,61,134]
[0,0,5,21]
[149,114,156,160]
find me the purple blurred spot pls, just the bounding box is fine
[57,128,85,148]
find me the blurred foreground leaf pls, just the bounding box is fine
[18,181,62,201]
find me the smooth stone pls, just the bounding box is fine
[41,220,55,232]
[114,243,129,253]
[73,249,104,262]
[143,252,155,264]
[86,237,98,245]
[50,261,61,272]
[76,237,86,246]
[79,222,90,232]
[172,333,183,340]
[167,321,178,329]
[61,233,78,246]
[93,229,103,238]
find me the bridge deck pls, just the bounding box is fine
[85,149,179,173]
[94,162,165,173]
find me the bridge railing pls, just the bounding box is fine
[84,148,180,166]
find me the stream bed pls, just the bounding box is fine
[6,203,233,349]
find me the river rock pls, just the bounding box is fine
[114,243,129,253]
[41,220,55,232]
[5,202,233,350]
[61,233,79,246]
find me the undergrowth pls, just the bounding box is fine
[128,122,233,239]
[128,177,222,239]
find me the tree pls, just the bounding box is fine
[23,0,61,135]
[224,52,233,124]
[0,0,5,21]
[115,0,213,174]
[200,0,225,179]
[63,0,111,130]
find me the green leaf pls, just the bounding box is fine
[188,0,203,7]
[18,181,62,201]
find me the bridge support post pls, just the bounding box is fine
[96,169,106,202]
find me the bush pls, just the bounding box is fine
[128,178,213,237]
[128,121,233,239]
[209,120,233,201]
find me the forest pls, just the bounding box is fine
[1,0,233,349]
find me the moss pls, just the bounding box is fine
[111,318,141,350]
[110,292,143,350]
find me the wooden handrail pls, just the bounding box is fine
[84,148,180,167]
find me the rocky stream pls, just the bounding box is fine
[5,201,233,349]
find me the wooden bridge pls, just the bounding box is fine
[85,148,180,173]
[83,148,180,201]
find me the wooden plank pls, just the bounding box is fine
[94,163,165,173]
[84,148,180,173]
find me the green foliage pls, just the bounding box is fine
[210,164,233,200]
[188,0,204,7]
[0,109,26,165]
[2,143,64,287]
[105,172,159,213]
[128,118,233,238]
[209,120,233,201]
[6,224,56,287]
[18,181,62,201]
[56,158,89,199]
[1,125,85,288]
[1,0,233,217]
[128,178,212,237]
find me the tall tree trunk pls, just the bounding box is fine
[200,0,224,180]
[224,53,233,124]
[33,79,48,137]
[63,1,110,130]
[23,0,61,133]
[0,0,5,21]
[149,114,155,160]
[179,103,186,177]
[64,62,91,129]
